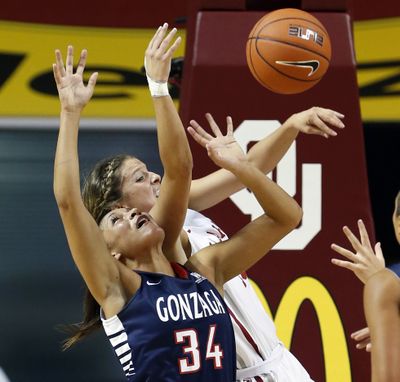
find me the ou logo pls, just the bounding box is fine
[230,120,321,250]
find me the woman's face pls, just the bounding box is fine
[100,207,165,259]
[118,158,161,212]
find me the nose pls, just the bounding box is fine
[126,208,140,220]
[150,172,161,184]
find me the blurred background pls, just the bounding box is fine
[0,0,399,381]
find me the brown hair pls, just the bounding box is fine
[62,154,132,350]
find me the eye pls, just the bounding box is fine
[110,216,120,225]
[134,171,146,182]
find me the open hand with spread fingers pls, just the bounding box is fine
[284,106,345,138]
[53,46,98,113]
[331,219,385,284]
[144,22,181,83]
[188,113,247,173]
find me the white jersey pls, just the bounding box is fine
[184,209,313,382]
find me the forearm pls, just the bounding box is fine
[53,110,82,206]
[232,161,302,227]
[153,96,193,177]
[247,122,298,172]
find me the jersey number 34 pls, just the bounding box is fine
[174,324,224,374]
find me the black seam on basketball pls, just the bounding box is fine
[248,36,330,63]
[255,16,329,37]
[254,40,323,83]
[248,40,276,91]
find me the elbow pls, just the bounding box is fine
[54,188,71,212]
[284,203,303,231]
[53,181,74,212]
[293,204,303,228]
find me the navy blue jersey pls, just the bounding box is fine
[101,263,236,381]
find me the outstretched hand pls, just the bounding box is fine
[53,46,98,113]
[144,23,181,82]
[285,106,345,138]
[331,219,385,284]
[188,113,247,172]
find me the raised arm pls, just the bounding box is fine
[331,220,400,381]
[145,24,193,256]
[53,47,131,316]
[186,118,302,287]
[364,269,400,382]
[188,107,344,211]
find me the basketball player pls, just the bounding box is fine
[331,220,400,382]
[349,191,400,352]
[53,26,303,380]
[68,24,343,381]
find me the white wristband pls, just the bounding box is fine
[146,74,169,97]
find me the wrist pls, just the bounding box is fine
[281,116,299,134]
[146,74,169,97]
[60,106,83,115]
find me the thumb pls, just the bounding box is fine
[375,242,385,265]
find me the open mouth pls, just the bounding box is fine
[136,215,150,229]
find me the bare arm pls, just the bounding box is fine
[331,220,400,381]
[145,25,192,258]
[189,107,344,211]
[364,269,400,382]
[186,120,302,287]
[393,191,400,244]
[53,47,133,316]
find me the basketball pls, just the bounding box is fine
[246,8,332,94]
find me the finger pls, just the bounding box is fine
[343,225,363,252]
[320,108,345,119]
[351,327,370,340]
[189,120,213,140]
[366,343,372,352]
[318,109,345,128]
[375,242,385,264]
[226,116,233,135]
[187,126,209,147]
[55,49,66,76]
[357,219,373,250]
[158,27,177,55]
[330,243,357,261]
[75,49,87,76]
[309,113,337,136]
[355,339,371,350]
[306,126,329,138]
[152,22,168,50]
[162,36,181,60]
[148,26,162,49]
[87,72,98,93]
[205,113,223,137]
[52,63,61,87]
[66,45,74,75]
[331,258,358,272]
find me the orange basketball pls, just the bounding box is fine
[246,8,331,94]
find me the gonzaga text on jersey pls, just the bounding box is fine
[156,289,226,322]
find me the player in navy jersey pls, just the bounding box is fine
[53,25,302,381]
[75,32,344,382]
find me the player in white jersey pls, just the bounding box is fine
[80,107,343,381]
[184,209,312,381]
